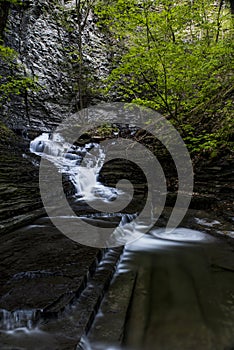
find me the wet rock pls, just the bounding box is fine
[0,208,45,235]
[0,218,101,312]
[0,123,42,231]
[87,271,136,347]
[1,1,111,132]
[193,155,234,214]
[0,216,123,349]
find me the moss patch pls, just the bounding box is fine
[0,121,16,144]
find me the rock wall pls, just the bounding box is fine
[1,0,111,133]
[0,0,112,230]
[0,122,43,233]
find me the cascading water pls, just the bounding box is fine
[0,309,39,331]
[30,133,121,202]
[30,132,146,247]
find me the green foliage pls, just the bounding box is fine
[0,74,38,100]
[0,44,39,104]
[95,0,234,157]
[184,127,219,155]
[54,4,76,32]
[0,0,23,5]
[95,122,118,137]
[0,44,16,61]
[0,120,15,143]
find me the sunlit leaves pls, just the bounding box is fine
[0,44,38,104]
[0,45,17,61]
[95,0,233,156]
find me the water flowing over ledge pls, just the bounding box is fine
[30,132,153,247]
[30,133,125,203]
[0,309,40,332]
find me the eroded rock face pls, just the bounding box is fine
[1,0,110,132]
[0,123,42,230]
[0,0,112,227]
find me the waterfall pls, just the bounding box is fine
[77,336,93,350]
[0,309,39,331]
[30,133,120,202]
[30,132,153,247]
[77,335,122,350]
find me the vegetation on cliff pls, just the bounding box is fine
[0,0,38,111]
[0,45,38,105]
[94,0,234,159]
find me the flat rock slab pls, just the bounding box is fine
[124,234,234,350]
[0,232,123,350]
[0,208,46,235]
[0,216,100,313]
[87,270,136,348]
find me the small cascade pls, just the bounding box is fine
[30,132,65,157]
[29,132,156,247]
[30,133,121,202]
[77,336,92,350]
[0,309,39,331]
[77,335,122,350]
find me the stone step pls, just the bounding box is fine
[0,208,45,235]
[85,270,137,349]
[38,248,123,350]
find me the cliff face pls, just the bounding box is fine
[0,0,111,230]
[0,122,43,233]
[1,0,110,133]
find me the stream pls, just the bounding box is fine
[0,134,233,349]
[84,222,234,350]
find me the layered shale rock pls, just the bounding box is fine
[1,0,110,133]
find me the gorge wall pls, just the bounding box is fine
[1,0,111,133]
[0,0,112,231]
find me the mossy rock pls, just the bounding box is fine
[0,121,16,144]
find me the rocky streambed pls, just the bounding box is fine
[0,1,233,348]
[0,125,233,350]
[0,214,124,349]
[0,206,234,350]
